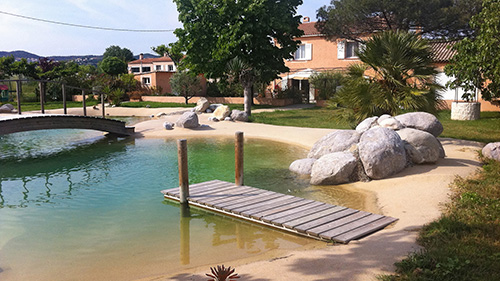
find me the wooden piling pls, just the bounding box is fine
[82,90,87,116]
[101,92,105,118]
[235,131,244,186]
[178,139,189,204]
[15,80,22,115]
[39,82,45,114]
[62,84,67,115]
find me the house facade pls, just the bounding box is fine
[280,18,499,111]
[128,54,177,94]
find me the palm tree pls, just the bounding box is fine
[226,57,256,116]
[334,31,443,124]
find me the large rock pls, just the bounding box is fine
[308,130,361,159]
[175,112,200,128]
[482,142,500,162]
[194,97,210,113]
[395,112,443,137]
[378,117,404,130]
[358,127,407,179]
[289,158,316,175]
[310,152,357,185]
[397,128,441,164]
[213,105,231,120]
[230,109,249,122]
[356,116,378,134]
[0,104,14,113]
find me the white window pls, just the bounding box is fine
[156,65,162,71]
[130,67,140,73]
[338,40,364,59]
[294,43,312,60]
[142,77,151,85]
[142,66,151,72]
[168,65,174,71]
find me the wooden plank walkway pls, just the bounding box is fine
[162,180,398,243]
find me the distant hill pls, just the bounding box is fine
[0,50,159,66]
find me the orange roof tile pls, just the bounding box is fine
[299,21,322,36]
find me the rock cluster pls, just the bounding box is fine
[290,112,446,185]
[0,104,15,113]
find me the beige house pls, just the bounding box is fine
[128,54,177,94]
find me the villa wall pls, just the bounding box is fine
[138,96,296,106]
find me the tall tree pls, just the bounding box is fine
[102,45,134,62]
[170,71,203,104]
[445,0,500,101]
[317,0,482,42]
[173,0,303,115]
[99,57,128,76]
[151,42,184,67]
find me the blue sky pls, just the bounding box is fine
[0,0,331,56]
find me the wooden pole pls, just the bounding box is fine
[179,204,191,265]
[101,92,105,118]
[235,131,244,186]
[82,90,87,116]
[15,80,22,115]
[62,84,67,115]
[178,139,189,205]
[39,82,45,114]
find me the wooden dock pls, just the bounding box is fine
[162,179,398,243]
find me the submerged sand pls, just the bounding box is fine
[11,107,483,280]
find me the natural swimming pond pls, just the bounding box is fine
[0,129,370,280]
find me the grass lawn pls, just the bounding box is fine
[250,107,352,129]
[1,101,99,112]
[119,101,276,111]
[250,107,500,143]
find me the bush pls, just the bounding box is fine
[309,71,344,100]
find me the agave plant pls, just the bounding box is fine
[206,265,240,281]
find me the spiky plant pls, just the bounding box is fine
[333,31,443,124]
[206,265,240,281]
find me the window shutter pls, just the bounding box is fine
[305,43,312,60]
[358,42,366,54]
[337,40,345,59]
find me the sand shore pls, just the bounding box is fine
[4,107,483,280]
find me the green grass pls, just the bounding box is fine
[379,158,500,281]
[438,110,500,143]
[1,101,99,112]
[120,101,196,108]
[250,107,352,129]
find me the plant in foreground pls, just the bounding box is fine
[206,265,240,281]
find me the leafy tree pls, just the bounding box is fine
[151,42,184,67]
[102,45,134,62]
[99,57,128,76]
[309,71,344,100]
[334,31,443,124]
[445,0,500,101]
[0,56,16,79]
[170,71,203,104]
[317,0,483,42]
[173,0,303,115]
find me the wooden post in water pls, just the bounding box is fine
[100,92,105,118]
[235,131,244,186]
[82,90,87,116]
[39,82,45,114]
[178,139,189,205]
[62,84,67,115]
[15,80,22,115]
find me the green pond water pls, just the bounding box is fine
[0,128,366,280]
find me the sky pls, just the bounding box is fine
[0,0,331,57]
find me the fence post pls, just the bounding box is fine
[178,139,189,205]
[15,80,22,115]
[62,84,67,115]
[82,90,86,116]
[39,82,45,114]
[235,131,244,186]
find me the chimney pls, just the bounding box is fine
[139,53,144,60]
[303,17,310,23]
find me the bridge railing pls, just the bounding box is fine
[0,79,106,118]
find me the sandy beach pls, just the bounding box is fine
[2,106,483,280]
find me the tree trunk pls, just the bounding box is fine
[243,83,252,116]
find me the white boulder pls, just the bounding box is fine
[289,158,317,175]
[175,112,200,128]
[213,105,231,120]
[482,142,500,162]
[397,128,442,164]
[308,130,361,159]
[395,112,443,137]
[310,152,357,185]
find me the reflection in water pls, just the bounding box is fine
[0,133,324,280]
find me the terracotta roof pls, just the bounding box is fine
[0,84,8,90]
[129,56,173,64]
[299,21,322,36]
[430,41,457,62]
